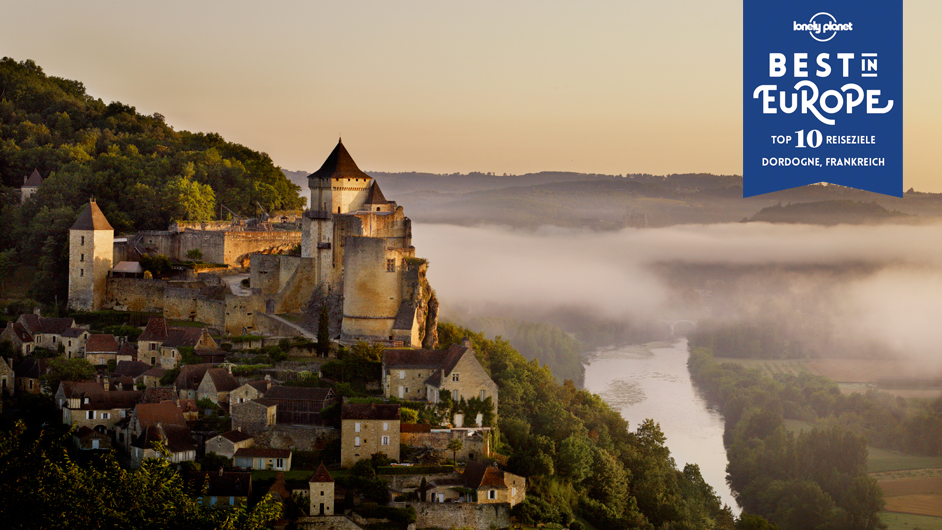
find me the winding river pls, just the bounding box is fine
[583,338,740,513]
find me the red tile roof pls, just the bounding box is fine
[219,430,254,444]
[141,387,176,403]
[462,462,508,489]
[164,328,209,349]
[135,402,187,429]
[80,390,143,410]
[309,462,333,483]
[174,364,214,391]
[204,368,239,392]
[39,317,75,335]
[138,318,169,342]
[85,334,120,353]
[113,360,150,379]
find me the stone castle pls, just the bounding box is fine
[67,140,438,347]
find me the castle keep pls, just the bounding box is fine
[67,141,437,346]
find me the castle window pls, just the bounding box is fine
[386,259,395,272]
[80,269,84,277]
[452,373,459,382]
[81,236,85,245]
[80,253,84,262]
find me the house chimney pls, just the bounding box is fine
[461,337,472,349]
[219,468,224,477]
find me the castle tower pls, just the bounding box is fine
[68,199,114,311]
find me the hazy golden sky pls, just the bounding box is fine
[3,1,941,191]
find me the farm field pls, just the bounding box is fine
[880,512,942,530]
[868,447,942,475]
[713,358,811,378]
[879,477,942,518]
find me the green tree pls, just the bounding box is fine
[42,357,95,392]
[164,176,216,222]
[351,340,384,362]
[557,435,593,483]
[447,437,463,464]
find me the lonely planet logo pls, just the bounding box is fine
[793,12,853,42]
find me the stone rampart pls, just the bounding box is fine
[253,425,339,452]
[394,502,510,529]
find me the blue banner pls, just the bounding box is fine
[743,1,903,197]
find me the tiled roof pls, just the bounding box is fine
[363,181,388,205]
[178,399,199,414]
[117,342,137,358]
[141,367,167,379]
[219,430,254,444]
[80,390,142,410]
[383,345,468,376]
[61,328,87,339]
[234,447,291,459]
[138,318,169,342]
[85,334,120,353]
[14,357,48,379]
[245,381,270,393]
[8,322,33,343]
[341,403,400,421]
[308,140,372,181]
[174,364,214,391]
[110,376,136,390]
[190,471,252,497]
[204,368,239,392]
[309,462,333,483]
[18,314,41,335]
[60,381,105,398]
[135,402,187,429]
[71,200,113,231]
[392,302,416,331]
[141,387,176,403]
[23,169,43,187]
[75,426,107,440]
[164,328,208,349]
[265,386,333,402]
[39,317,75,335]
[114,360,150,378]
[462,462,508,490]
[134,423,195,453]
[248,398,278,408]
[400,423,431,433]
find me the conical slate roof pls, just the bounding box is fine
[309,462,333,483]
[363,181,389,205]
[308,139,372,181]
[24,169,43,187]
[71,200,114,231]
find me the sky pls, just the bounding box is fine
[3,1,941,191]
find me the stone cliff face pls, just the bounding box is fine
[422,290,439,349]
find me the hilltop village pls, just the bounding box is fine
[0,141,519,529]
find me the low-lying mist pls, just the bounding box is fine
[412,221,942,371]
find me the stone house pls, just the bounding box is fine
[461,462,526,508]
[308,463,335,516]
[73,426,111,450]
[61,328,90,358]
[0,356,14,397]
[340,403,400,468]
[173,363,215,400]
[189,470,252,508]
[61,388,143,433]
[0,322,34,355]
[230,380,271,405]
[14,357,48,394]
[20,168,43,202]
[55,381,104,410]
[230,398,278,434]
[130,422,197,468]
[121,401,188,451]
[139,366,166,388]
[196,368,239,405]
[382,342,498,417]
[264,386,336,425]
[85,334,121,366]
[137,318,218,369]
[206,429,255,459]
[16,314,76,352]
[234,447,292,471]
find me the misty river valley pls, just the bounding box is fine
[584,339,740,513]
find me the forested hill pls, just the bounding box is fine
[0,57,304,232]
[0,57,304,301]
